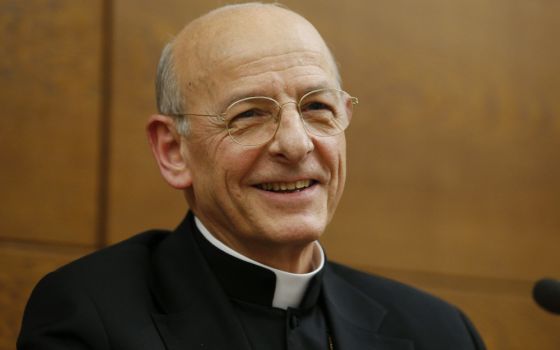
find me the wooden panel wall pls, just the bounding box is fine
[1,0,558,349]
[0,0,102,245]
[0,0,101,348]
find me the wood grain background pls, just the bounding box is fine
[1,0,559,349]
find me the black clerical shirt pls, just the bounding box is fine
[192,219,332,350]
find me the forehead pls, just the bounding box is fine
[218,51,336,101]
[173,5,338,103]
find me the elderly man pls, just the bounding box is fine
[18,3,485,350]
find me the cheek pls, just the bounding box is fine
[183,135,226,196]
[319,136,347,200]
[215,144,263,189]
[320,136,346,174]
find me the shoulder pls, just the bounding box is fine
[327,261,451,312]
[18,230,171,349]
[30,230,171,307]
[51,230,169,286]
[19,230,172,349]
[326,262,485,349]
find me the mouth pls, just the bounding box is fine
[255,179,317,193]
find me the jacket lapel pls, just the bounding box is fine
[149,213,252,350]
[323,264,414,350]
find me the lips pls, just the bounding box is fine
[256,179,316,193]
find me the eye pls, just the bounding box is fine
[302,101,331,112]
[226,97,275,122]
[234,108,268,119]
[228,107,274,130]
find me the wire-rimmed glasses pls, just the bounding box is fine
[170,88,358,146]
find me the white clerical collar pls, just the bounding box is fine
[194,216,325,310]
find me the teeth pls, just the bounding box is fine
[258,180,312,192]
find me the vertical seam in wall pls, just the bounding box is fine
[96,0,114,249]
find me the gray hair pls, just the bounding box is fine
[155,40,189,135]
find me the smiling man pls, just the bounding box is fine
[18,3,485,350]
[149,3,347,274]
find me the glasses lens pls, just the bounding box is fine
[299,89,353,137]
[225,97,279,146]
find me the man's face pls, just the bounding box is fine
[176,7,347,259]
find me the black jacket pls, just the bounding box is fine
[18,213,485,350]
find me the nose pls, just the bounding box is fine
[267,102,314,162]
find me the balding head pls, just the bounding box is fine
[156,3,339,134]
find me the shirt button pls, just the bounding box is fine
[289,313,299,329]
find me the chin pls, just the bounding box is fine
[264,219,326,245]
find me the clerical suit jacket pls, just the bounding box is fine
[18,213,485,350]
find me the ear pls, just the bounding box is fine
[146,114,193,189]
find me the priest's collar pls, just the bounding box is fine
[194,216,324,310]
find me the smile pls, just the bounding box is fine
[256,179,316,193]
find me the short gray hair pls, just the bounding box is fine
[155,40,189,135]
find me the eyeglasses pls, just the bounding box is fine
[170,88,358,146]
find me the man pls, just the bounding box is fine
[18,3,485,350]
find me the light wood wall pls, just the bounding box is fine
[1,1,559,349]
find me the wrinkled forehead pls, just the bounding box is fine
[172,4,338,88]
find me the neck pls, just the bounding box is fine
[247,243,317,273]
[194,216,320,274]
